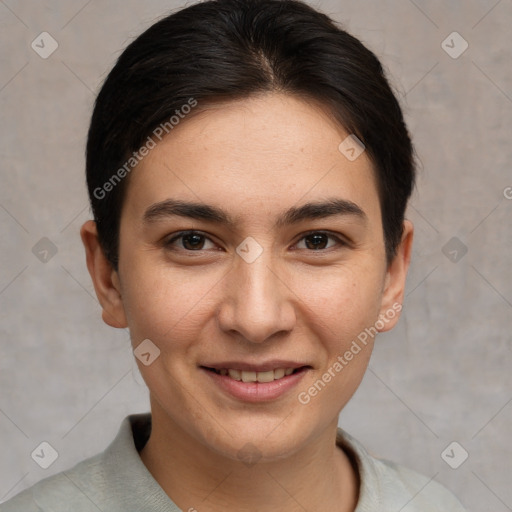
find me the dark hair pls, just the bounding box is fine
[86,0,416,270]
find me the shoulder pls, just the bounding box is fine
[0,413,158,512]
[0,452,105,512]
[337,429,467,512]
[369,456,467,511]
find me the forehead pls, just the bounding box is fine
[122,93,381,226]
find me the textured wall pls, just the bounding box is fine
[0,0,511,510]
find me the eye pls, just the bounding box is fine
[294,231,345,251]
[164,231,218,251]
[163,230,346,253]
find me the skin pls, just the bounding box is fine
[81,92,413,512]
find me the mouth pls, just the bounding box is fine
[201,366,307,383]
[200,363,311,402]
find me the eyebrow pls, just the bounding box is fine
[142,197,367,228]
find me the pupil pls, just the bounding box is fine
[183,234,204,250]
[306,234,327,250]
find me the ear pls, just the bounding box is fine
[377,220,414,332]
[80,220,128,329]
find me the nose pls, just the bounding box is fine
[216,248,296,344]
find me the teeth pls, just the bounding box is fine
[274,368,285,379]
[241,371,257,383]
[228,369,242,381]
[218,368,298,382]
[256,370,275,383]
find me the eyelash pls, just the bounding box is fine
[163,230,348,253]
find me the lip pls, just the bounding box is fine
[200,365,310,403]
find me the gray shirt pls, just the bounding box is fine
[0,413,466,511]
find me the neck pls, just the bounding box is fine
[139,399,359,512]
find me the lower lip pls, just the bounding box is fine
[201,367,309,402]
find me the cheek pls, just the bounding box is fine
[293,267,383,406]
[120,261,223,345]
[291,262,384,338]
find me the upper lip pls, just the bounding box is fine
[200,360,311,372]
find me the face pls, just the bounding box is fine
[83,92,412,462]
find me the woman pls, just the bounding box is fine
[1,0,467,510]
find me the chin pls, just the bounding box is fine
[198,414,315,463]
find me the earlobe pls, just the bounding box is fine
[378,220,414,332]
[80,220,128,329]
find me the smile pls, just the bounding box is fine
[209,367,297,382]
[201,365,310,402]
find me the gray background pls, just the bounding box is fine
[0,0,511,510]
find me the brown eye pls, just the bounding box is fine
[165,231,217,251]
[295,232,344,251]
[181,233,206,250]
[305,233,328,250]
